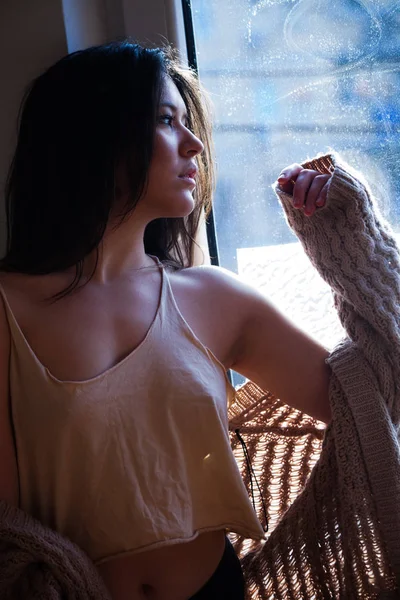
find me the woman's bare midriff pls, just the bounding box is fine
[97,529,227,600]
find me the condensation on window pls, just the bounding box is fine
[191,0,400,357]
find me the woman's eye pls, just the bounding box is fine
[158,114,174,126]
[157,115,192,132]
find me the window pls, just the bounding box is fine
[190,0,400,380]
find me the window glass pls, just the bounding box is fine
[191,0,400,376]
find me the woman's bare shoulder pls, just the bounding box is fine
[171,263,244,291]
[170,263,268,314]
[0,271,70,304]
[0,271,40,297]
[169,263,263,331]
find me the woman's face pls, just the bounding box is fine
[137,76,204,219]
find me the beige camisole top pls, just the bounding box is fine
[1,260,265,564]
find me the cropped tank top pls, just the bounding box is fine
[1,260,265,564]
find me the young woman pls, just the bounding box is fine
[0,41,332,599]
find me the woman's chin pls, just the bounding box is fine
[164,195,196,218]
[141,191,196,220]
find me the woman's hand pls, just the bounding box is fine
[277,164,332,217]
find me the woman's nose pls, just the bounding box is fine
[182,130,204,156]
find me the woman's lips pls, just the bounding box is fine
[178,175,196,186]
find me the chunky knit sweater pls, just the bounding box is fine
[231,153,400,599]
[0,153,399,599]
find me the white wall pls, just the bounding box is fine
[0,0,68,255]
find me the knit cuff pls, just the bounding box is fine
[273,152,371,238]
[301,154,335,175]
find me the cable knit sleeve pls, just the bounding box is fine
[274,153,400,418]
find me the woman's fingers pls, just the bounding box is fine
[277,164,303,193]
[304,174,330,216]
[277,165,331,217]
[292,169,315,209]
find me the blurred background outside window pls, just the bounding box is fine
[191,0,400,385]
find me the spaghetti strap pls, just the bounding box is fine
[0,280,23,338]
[0,279,50,372]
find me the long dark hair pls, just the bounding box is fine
[0,41,214,299]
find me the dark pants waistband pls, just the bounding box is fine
[188,536,245,600]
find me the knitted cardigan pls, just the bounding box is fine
[231,153,400,599]
[0,153,399,599]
